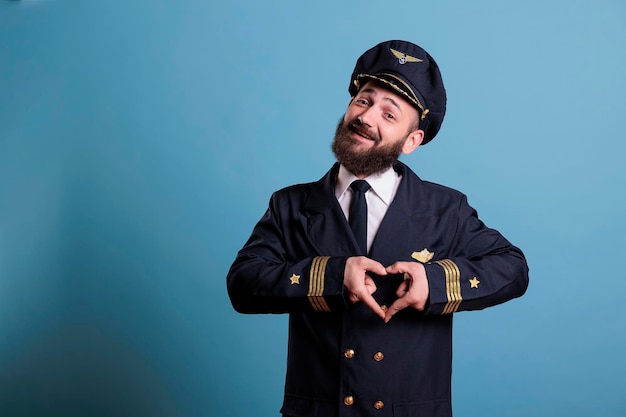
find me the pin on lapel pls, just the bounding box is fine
[411,248,434,263]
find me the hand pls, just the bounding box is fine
[344,256,387,319]
[384,261,429,323]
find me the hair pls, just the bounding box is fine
[408,116,420,134]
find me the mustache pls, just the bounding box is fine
[346,118,381,143]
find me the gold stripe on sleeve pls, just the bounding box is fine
[308,256,331,312]
[435,259,462,314]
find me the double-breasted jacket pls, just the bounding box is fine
[227,162,529,417]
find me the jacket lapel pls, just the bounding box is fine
[369,162,435,264]
[300,162,435,260]
[301,163,361,256]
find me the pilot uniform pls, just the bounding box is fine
[227,161,528,417]
[226,40,529,417]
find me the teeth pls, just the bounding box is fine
[352,125,371,140]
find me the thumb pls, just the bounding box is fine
[385,262,404,275]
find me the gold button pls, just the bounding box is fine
[344,349,355,359]
[373,400,385,409]
[381,305,388,313]
[373,351,384,361]
[344,396,354,406]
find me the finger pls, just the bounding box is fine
[385,262,408,275]
[395,279,410,297]
[361,258,388,276]
[364,275,378,295]
[359,292,385,319]
[384,297,410,323]
[348,293,359,303]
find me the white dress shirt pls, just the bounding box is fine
[335,164,402,253]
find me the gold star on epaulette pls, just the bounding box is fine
[390,48,423,65]
[469,277,480,288]
[289,274,300,285]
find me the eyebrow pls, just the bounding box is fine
[360,87,403,113]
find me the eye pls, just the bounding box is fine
[385,113,395,120]
[355,98,369,106]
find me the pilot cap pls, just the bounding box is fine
[349,40,447,144]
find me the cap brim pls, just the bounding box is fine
[357,73,426,116]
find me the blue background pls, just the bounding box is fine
[1,1,625,416]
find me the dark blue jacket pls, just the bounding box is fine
[227,162,529,417]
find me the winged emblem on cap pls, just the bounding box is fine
[390,48,423,65]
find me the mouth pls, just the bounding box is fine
[350,123,377,142]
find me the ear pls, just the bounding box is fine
[401,129,424,155]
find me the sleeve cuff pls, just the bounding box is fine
[306,256,347,312]
[424,259,462,315]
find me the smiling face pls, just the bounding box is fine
[331,81,425,177]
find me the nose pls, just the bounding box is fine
[357,106,376,127]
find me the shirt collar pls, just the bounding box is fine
[335,164,400,206]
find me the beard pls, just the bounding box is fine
[331,116,405,177]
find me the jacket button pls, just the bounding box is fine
[373,351,384,361]
[344,396,355,406]
[344,349,355,359]
[373,400,385,409]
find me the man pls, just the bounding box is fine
[227,40,529,417]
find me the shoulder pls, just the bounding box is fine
[272,178,324,201]
[398,161,468,203]
[274,180,317,196]
[421,179,467,201]
[268,164,338,211]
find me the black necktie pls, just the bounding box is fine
[349,180,371,254]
